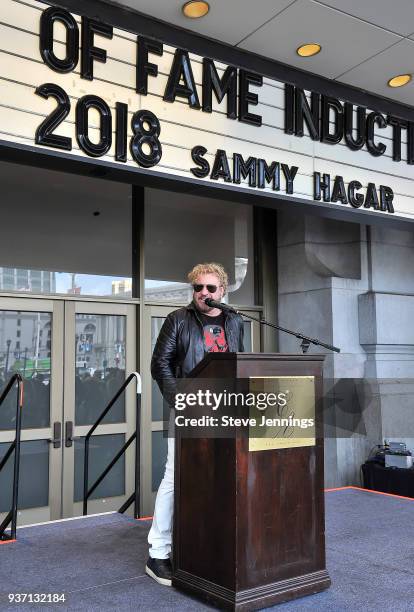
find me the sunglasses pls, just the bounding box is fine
[192,284,219,293]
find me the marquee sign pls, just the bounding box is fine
[2,0,414,220]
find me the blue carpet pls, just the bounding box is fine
[0,489,413,611]
[279,488,414,612]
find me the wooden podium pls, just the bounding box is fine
[172,353,330,611]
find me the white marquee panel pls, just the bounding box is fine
[0,0,413,221]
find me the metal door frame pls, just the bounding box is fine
[0,296,64,525]
[62,300,137,519]
[0,296,138,526]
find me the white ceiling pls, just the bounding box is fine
[113,0,414,107]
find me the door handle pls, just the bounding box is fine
[65,421,74,447]
[65,421,82,446]
[48,422,62,448]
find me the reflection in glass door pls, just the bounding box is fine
[0,298,137,527]
[62,302,137,519]
[0,297,63,526]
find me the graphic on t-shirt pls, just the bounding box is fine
[203,322,228,352]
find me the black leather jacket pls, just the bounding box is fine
[151,302,244,402]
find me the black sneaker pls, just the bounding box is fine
[145,557,172,587]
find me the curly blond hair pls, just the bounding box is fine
[188,262,228,295]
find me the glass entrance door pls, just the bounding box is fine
[141,304,261,517]
[0,298,137,527]
[62,301,137,518]
[0,296,64,526]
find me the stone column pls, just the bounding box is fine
[277,212,372,486]
[359,227,414,451]
[278,215,414,485]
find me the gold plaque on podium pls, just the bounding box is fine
[248,376,315,452]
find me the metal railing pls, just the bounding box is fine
[0,374,24,541]
[83,372,141,518]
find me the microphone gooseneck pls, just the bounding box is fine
[204,299,340,353]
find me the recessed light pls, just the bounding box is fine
[296,43,321,58]
[182,1,210,19]
[387,74,412,88]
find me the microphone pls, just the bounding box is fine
[204,298,238,313]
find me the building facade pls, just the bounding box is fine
[0,0,413,524]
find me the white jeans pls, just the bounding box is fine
[148,435,175,559]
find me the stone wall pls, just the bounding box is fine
[277,212,414,487]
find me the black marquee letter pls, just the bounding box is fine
[281,164,298,194]
[348,181,364,208]
[295,88,320,140]
[35,83,72,150]
[130,110,162,168]
[115,102,128,162]
[40,7,79,73]
[285,84,295,135]
[344,103,366,151]
[321,96,343,145]
[81,17,113,81]
[380,185,394,213]
[163,49,200,109]
[233,154,257,187]
[257,160,280,190]
[314,172,331,201]
[136,36,163,95]
[331,175,348,204]
[76,95,112,157]
[387,115,407,162]
[238,70,262,127]
[408,122,414,164]
[366,112,386,157]
[364,183,380,210]
[202,59,237,119]
[211,150,231,182]
[191,146,210,178]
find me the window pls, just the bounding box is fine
[144,189,255,305]
[0,161,132,298]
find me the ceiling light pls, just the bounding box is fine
[296,43,321,58]
[387,74,412,88]
[182,1,210,19]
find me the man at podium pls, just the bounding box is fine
[145,262,244,586]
